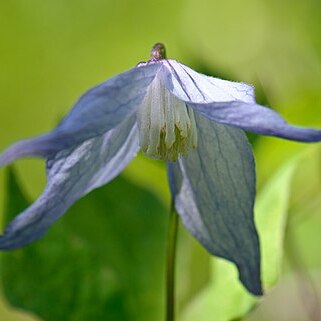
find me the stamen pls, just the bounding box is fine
[137,77,198,162]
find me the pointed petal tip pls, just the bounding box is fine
[0,135,55,167]
[0,236,33,251]
[241,276,264,296]
[0,144,22,167]
[238,261,263,296]
[0,225,43,250]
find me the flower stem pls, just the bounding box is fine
[165,201,179,321]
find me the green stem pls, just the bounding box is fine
[165,201,179,321]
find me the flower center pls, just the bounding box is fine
[137,77,198,162]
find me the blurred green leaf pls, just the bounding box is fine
[255,157,297,287]
[285,145,321,269]
[0,293,40,321]
[179,258,256,321]
[1,167,168,321]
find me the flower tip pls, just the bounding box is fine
[251,284,264,296]
[150,43,166,61]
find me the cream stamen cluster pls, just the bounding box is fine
[137,77,197,161]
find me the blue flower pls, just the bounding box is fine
[1,43,321,295]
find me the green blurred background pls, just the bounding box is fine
[0,0,320,320]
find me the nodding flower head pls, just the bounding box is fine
[1,43,321,296]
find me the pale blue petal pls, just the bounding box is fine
[0,63,160,166]
[189,101,321,142]
[161,60,321,142]
[0,116,139,249]
[161,59,255,103]
[167,113,262,295]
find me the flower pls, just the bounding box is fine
[1,43,321,296]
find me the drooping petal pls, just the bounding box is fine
[188,101,321,142]
[0,63,160,166]
[161,60,321,142]
[0,116,139,250]
[167,112,262,295]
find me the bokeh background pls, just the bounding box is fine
[0,1,321,320]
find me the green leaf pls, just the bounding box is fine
[179,258,256,321]
[285,145,321,269]
[255,157,297,287]
[1,167,168,321]
[0,293,40,321]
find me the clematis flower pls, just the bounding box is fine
[1,43,321,296]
